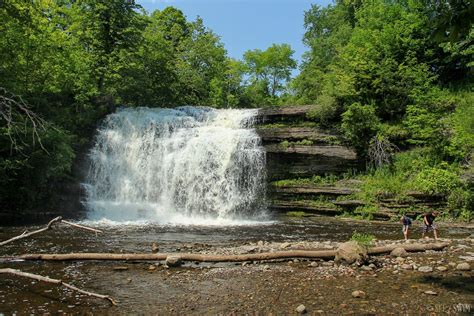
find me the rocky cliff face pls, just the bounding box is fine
[256,106,360,181]
[255,106,366,217]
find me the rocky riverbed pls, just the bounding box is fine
[1,237,473,315]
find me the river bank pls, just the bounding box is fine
[1,230,473,314]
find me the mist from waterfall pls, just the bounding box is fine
[83,106,267,225]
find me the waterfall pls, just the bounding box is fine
[84,106,267,224]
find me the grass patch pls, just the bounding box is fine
[272,175,340,187]
[286,211,308,217]
[350,231,375,248]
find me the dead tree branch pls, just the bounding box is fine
[0,268,117,305]
[0,216,102,247]
[0,87,47,154]
[367,135,398,168]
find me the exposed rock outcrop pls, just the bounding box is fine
[265,145,359,180]
[257,127,339,144]
[257,105,313,123]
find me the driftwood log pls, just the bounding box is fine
[14,242,449,263]
[0,268,117,305]
[0,216,102,247]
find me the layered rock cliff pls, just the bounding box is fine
[256,106,360,181]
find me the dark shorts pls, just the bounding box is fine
[422,223,438,233]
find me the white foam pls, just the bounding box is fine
[83,106,267,225]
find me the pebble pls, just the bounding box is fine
[280,242,291,249]
[436,266,448,272]
[401,264,412,270]
[310,262,318,267]
[418,266,433,273]
[456,262,471,271]
[113,266,129,271]
[296,304,306,314]
[352,290,366,298]
[361,265,373,271]
[391,247,408,258]
[424,290,438,295]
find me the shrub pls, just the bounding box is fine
[413,166,461,196]
[350,231,375,248]
[307,94,340,126]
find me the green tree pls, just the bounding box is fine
[341,102,379,156]
[243,44,297,105]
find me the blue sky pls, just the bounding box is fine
[137,0,333,69]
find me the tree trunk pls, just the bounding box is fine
[15,242,449,263]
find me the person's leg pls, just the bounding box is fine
[433,228,438,240]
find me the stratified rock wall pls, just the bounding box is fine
[256,106,361,181]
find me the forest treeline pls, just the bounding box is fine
[0,0,472,217]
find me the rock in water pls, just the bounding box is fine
[152,243,159,253]
[165,255,182,267]
[390,247,408,258]
[296,304,306,314]
[335,241,368,265]
[456,262,471,271]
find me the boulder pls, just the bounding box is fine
[390,247,408,258]
[165,255,182,267]
[335,241,368,265]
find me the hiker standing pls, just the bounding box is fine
[422,211,439,240]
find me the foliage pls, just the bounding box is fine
[306,95,340,127]
[341,103,379,156]
[413,165,461,196]
[350,231,375,248]
[242,44,297,106]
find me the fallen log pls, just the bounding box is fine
[14,242,449,263]
[368,242,449,255]
[0,268,117,305]
[0,216,102,247]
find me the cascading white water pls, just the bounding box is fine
[84,106,267,224]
